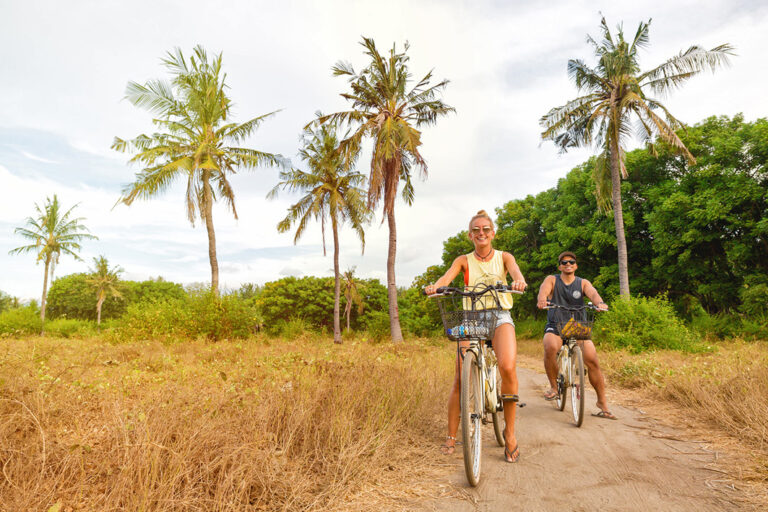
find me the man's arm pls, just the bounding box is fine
[537,275,555,309]
[582,279,608,310]
[502,252,527,291]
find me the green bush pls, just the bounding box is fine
[47,273,125,320]
[114,291,259,342]
[47,274,186,321]
[364,310,390,342]
[398,287,441,337]
[593,296,706,353]
[0,306,40,336]
[257,276,388,333]
[45,318,96,338]
[514,317,544,340]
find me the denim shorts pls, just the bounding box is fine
[492,310,515,330]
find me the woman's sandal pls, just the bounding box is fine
[504,443,520,463]
[440,435,457,455]
[503,427,520,463]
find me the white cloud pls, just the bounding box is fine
[1,0,767,299]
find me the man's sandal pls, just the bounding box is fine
[592,410,618,420]
[440,435,457,455]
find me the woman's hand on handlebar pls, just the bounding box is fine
[510,281,527,292]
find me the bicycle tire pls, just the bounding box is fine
[490,363,504,447]
[571,344,585,427]
[461,350,483,487]
[555,348,567,411]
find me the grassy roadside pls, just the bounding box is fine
[518,336,768,484]
[0,335,455,511]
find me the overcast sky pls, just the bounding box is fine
[2,0,767,300]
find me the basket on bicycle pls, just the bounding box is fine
[434,290,500,341]
[552,307,595,340]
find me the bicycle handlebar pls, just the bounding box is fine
[424,283,524,297]
[543,302,603,311]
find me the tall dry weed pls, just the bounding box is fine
[0,336,451,511]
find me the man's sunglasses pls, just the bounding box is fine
[471,226,493,234]
[559,260,577,265]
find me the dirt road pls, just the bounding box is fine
[418,366,746,511]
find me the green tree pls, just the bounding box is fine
[319,37,454,342]
[9,195,96,329]
[269,117,369,343]
[113,46,284,295]
[341,267,364,332]
[86,256,124,324]
[540,17,732,297]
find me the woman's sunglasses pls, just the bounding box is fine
[559,260,577,265]
[471,226,493,234]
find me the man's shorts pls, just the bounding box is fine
[544,322,561,337]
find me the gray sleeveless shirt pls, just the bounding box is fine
[546,275,584,324]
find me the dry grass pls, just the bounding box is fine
[0,335,454,511]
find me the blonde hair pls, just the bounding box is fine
[469,210,494,232]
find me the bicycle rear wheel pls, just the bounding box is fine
[490,363,504,447]
[461,350,483,487]
[570,344,585,427]
[555,349,567,411]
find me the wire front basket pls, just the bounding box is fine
[435,293,500,341]
[552,307,595,340]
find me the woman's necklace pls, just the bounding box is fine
[474,248,493,261]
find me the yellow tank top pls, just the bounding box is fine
[465,250,514,310]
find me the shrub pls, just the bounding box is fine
[45,318,96,338]
[0,306,40,336]
[114,291,259,342]
[364,310,390,342]
[47,273,126,320]
[398,287,441,337]
[47,274,186,321]
[593,295,705,353]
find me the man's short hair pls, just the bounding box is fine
[558,251,577,263]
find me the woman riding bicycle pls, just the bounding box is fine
[425,210,527,463]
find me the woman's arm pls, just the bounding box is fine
[425,256,467,294]
[502,252,527,291]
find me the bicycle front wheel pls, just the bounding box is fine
[490,363,505,447]
[555,349,567,411]
[461,350,483,487]
[570,344,585,427]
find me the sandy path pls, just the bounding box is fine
[417,366,744,511]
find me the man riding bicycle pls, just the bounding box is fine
[536,251,616,420]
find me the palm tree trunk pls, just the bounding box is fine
[609,139,630,298]
[332,217,342,344]
[386,208,404,343]
[202,176,219,296]
[96,296,104,325]
[40,256,50,334]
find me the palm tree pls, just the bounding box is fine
[318,37,454,342]
[540,17,733,297]
[86,255,123,325]
[268,117,369,344]
[113,45,285,295]
[9,195,96,330]
[341,267,364,332]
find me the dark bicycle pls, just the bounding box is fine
[428,283,522,486]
